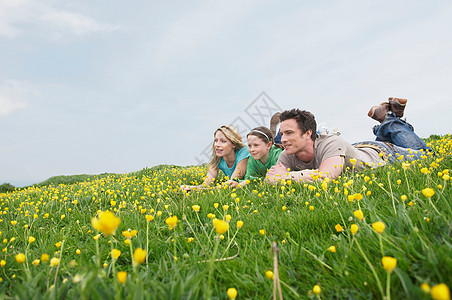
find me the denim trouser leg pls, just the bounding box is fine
[372,113,428,150]
[274,129,282,144]
[354,141,428,162]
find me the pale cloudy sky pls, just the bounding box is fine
[1,0,451,187]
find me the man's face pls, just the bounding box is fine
[279,119,311,155]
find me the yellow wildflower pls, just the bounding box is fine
[431,283,450,300]
[117,271,127,284]
[50,257,60,267]
[354,193,363,201]
[381,256,397,273]
[15,253,26,264]
[111,249,121,260]
[41,253,49,262]
[213,219,229,234]
[351,224,359,235]
[227,288,238,300]
[91,211,121,236]
[32,259,40,266]
[354,210,364,221]
[133,248,146,264]
[236,220,244,229]
[422,188,435,198]
[421,283,430,293]
[372,221,385,234]
[165,216,178,230]
[265,270,274,280]
[122,229,138,239]
[313,285,321,295]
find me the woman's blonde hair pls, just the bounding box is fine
[210,125,246,167]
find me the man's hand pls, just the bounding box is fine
[266,162,290,183]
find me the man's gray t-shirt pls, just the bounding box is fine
[277,134,384,171]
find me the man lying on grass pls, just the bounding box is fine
[266,97,433,183]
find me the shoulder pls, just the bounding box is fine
[236,147,250,161]
[269,145,283,160]
[316,135,348,148]
[315,135,349,157]
[271,145,283,154]
[277,150,296,163]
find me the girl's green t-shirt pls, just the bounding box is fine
[244,145,283,181]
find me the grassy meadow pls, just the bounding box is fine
[0,135,451,299]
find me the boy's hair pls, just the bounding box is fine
[280,109,317,141]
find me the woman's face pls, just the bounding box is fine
[247,135,271,162]
[214,130,235,158]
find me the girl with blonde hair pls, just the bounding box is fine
[182,125,250,190]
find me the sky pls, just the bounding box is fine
[1,0,451,187]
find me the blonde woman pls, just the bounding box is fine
[182,125,250,190]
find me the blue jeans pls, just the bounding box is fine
[355,113,432,162]
[274,130,281,144]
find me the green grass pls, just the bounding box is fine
[0,135,451,299]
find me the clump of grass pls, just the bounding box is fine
[0,134,451,299]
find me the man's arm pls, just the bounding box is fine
[265,162,290,183]
[318,155,344,179]
[266,155,344,184]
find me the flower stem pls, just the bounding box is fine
[221,228,239,258]
[129,240,135,273]
[196,212,213,247]
[185,215,206,253]
[387,172,397,216]
[146,222,149,267]
[354,237,384,299]
[206,236,220,300]
[379,235,385,257]
[385,272,391,300]
[95,238,100,268]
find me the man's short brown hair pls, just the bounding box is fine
[280,109,317,141]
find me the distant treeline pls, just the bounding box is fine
[0,164,196,193]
